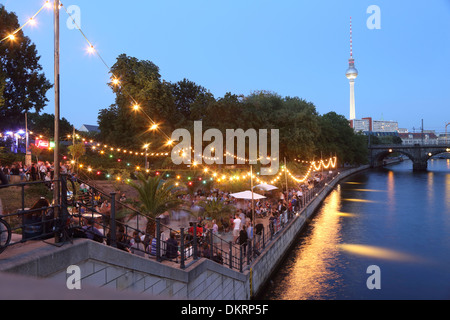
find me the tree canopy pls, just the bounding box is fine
[98,55,368,166]
[0,5,52,130]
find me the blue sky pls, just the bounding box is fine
[3,0,450,133]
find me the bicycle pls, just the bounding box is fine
[0,216,11,254]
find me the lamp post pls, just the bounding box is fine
[143,144,149,169]
[25,112,32,166]
[53,0,61,241]
[250,165,255,225]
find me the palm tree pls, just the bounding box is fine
[128,173,186,236]
[197,198,236,231]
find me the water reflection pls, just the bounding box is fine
[269,190,343,300]
[341,198,377,203]
[387,170,395,210]
[263,160,450,300]
[336,212,357,218]
[339,244,420,262]
[446,173,450,211]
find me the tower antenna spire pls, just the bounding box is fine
[346,16,358,121]
[350,16,353,58]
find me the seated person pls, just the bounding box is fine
[82,218,103,242]
[164,232,178,260]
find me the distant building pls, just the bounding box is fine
[79,124,100,134]
[372,120,399,133]
[350,117,399,133]
[437,133,449,145]
[399,132,439,145]
[350,118,371,132]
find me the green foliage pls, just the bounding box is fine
[68,143,86,170]
[197,199,236,221]
[96,54,369,167]
[315,112,368,165]
[0,5,52,130]
[27,112,73,138]
[128,173,185,220]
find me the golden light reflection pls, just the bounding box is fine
[344,182,363,185]
[352,189,385,192]
[342,198,377,203]
[387,170,395,211]
[336,212,357,217]
[339,244,420,262]
[276,189,343,300]
[445,173,450,211]
[427,172,434,207]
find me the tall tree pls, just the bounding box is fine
[0,5,52,130]
[98,54,178,149]
[27,112,73,138]
[168,78,214,123]
[316,112,368,165]
[128,174,186,235]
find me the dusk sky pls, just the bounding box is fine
[4,0,450,133]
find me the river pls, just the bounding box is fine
[260,159,450,300]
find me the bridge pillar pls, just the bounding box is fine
[413,160,428,171]
[412,147,428,171]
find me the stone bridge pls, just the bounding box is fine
[369,144,450,171]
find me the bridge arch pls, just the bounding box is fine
[369,145,450,171]
[371,149,414,166]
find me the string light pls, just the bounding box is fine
[60,3,173,147]
[87,45,95,54]
[0,1,50,43]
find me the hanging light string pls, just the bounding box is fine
[256,156,338,185]
[73,152,337,187]
[0,1,51,43]
[60,2,172,143]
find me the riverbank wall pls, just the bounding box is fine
[0,165,370,300]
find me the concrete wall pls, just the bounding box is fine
[0,166,369,300]
[0,238,249,300]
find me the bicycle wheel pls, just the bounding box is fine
[0,218,12,254]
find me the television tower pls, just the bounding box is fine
[346,17,358,120]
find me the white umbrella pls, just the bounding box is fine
[254,183,278,191]
[230,190,266,200]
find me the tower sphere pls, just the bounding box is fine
[346,65,358,80]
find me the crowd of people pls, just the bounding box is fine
[0,160,79,186]
[1,157,335,266]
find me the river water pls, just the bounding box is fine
[260,159,450,300]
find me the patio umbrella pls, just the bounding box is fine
[254,183,278,191]
[230,190,266,200]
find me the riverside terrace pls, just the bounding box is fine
[0,170,338,271]
[0,167,366,299]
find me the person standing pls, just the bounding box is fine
[233,213,241,243]
[30,163,37,181]
[238,225,249,257]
